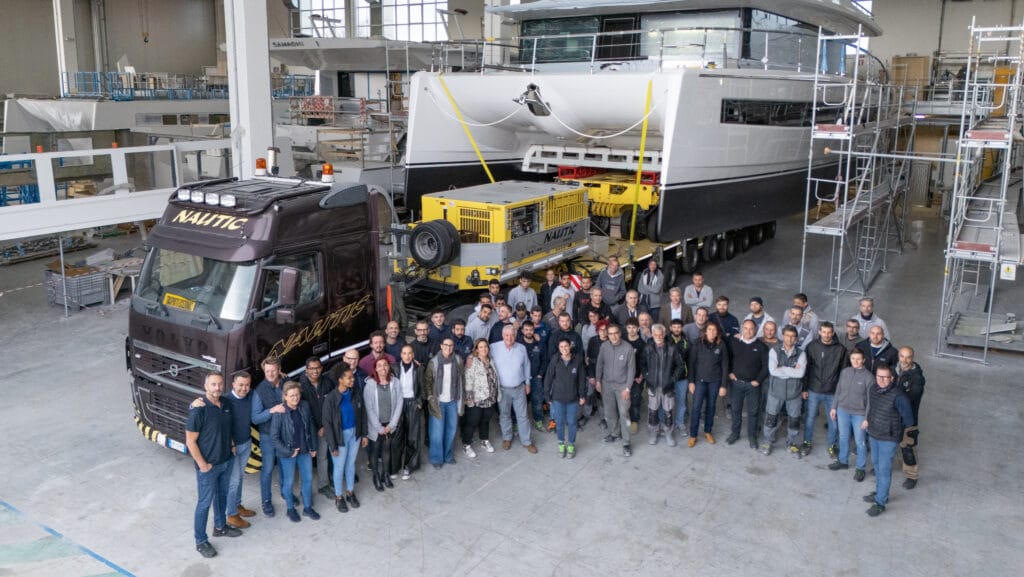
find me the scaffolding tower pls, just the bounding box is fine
[800,27,918,321]
[936,18,1024,363]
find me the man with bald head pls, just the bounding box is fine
[895,347,925,490]
[854,325,898,374]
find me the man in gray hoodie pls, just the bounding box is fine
[596,256,627,306]
[828,348,873,481]
[596,324,637,456]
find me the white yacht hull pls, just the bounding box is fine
[404,68,836,239]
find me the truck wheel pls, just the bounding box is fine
[720,235,736,260]
[646,210,662,243]
[736,229,751,252]
[680,242,700,273]
[410,220,458,268]
[590,215,611,235]
[619,208,647,241]
[661,261,677,291]
[701,236,719,262]
[750,225,766,245]
[765,221,777,239]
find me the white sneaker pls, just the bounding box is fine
[482,440,495,453]
[463,444,477,458]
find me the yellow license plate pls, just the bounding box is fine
[162,292,196,312]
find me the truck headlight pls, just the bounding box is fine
[190,190,205,203]
[220,194,236,208]
[177,188,191,201]
[205,192,219,205]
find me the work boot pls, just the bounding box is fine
[903,478,917,490]
[236,505,256,518]
[225,514,250,529]
[336,496,349,513]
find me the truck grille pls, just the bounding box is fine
[134,346,207,390]
[138,375,190,440]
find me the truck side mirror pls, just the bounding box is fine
[278,267,298,307]
[275,267,298,325]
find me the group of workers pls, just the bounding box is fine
[185,260,925,558]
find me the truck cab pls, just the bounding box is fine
[128,176,388,452]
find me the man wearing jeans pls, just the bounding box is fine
[223,372,255,528]
[829,349,873,482]
[668,319,690,437]
[492,325,539,454]
[863,364,914,517]
[186,371,241,558]
[250,357,286,516]
[596,324,637,456]
[801,322,846,457]
[425,338,465,467]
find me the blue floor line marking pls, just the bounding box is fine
[0,500,137,577]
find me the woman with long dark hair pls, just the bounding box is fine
[462,338,499,457]
[687,323,730,447]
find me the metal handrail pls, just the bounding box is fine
[498,25,867,76]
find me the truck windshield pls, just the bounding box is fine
[136,248,257,322]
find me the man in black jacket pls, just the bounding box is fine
[802,322,846,458]
[896,347,925,490]
[855,325,898,374]
[643,324,685,446]
[728,320,769,448]
[299,357,331,496]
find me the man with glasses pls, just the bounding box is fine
[412,320,436,366]
[298,357,332,497]
[862,364,914,517]
[596,324,637,456]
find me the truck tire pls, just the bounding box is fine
[662,260,677,291]
[590,215,611,235]
[750,224,766,245]
[619,208,647,240]
[701,236,719,262]
[720,234,736,260]
[680,242,700,273]
[765,221,777,239]
[410,220,458,268]
[646,210,662,243]
[736,229,750,252]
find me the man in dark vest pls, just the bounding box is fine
[250,356,286,517]
[862,364,914,517]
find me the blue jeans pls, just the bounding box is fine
[689,381,720,437]
[528,376,545,422]
[836,409,867,469]
[429,401,459,465]
[279,451,313,511]
[331,428,360,496]
[226,440,251,515]
[551,400,579,444]
[194,460,230,545]
[673,379,689,429]
[258,432,285,504]
[869,436,898,507]
[804,392,838,446]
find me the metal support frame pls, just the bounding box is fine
[799,26,918,323]
[936,16,1024,363]
[224,0,273,179]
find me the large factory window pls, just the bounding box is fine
[295,1,449,42]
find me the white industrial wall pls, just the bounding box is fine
[872,0,1024,65]
[0,0,59,96]
[0,0,217,98]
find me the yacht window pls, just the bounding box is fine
[640,11,742,66]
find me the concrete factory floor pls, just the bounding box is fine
[0,206,1021,577]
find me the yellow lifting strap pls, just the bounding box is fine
[628,79,654,264]
[437,74,495,183]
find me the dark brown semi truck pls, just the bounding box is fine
[128,176,389,452]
